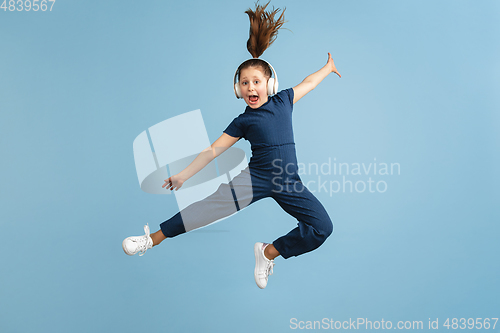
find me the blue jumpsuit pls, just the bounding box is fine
[160,88,333,259]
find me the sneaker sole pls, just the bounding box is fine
[254,242,266,289]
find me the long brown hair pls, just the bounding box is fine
[237,1,287,81]
[245,1,287,59]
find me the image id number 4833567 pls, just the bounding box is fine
[1,0,56,11]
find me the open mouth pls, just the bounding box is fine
[248,95,259,103]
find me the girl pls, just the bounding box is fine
[122,1,341,289]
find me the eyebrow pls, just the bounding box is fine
[240,76,262,80]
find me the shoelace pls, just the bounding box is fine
[137,224,151,256]
[266,260,275,277]
[259,259,275,279]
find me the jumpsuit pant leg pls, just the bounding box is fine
[160,167,269,237]
[271,180,334,259]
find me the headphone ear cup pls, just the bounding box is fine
[234,83,242,98]
[267,78,275,95]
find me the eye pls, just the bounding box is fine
[254,80,260,84]
[241,81,248,86]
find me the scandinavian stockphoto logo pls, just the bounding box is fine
[132,109,253,232]
[271,157,401,195]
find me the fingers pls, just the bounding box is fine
[162,177,173,190]
[327,52,341,78]
[162,178,181,191]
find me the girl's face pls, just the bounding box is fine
[239,66,269,109]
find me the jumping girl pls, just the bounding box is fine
[122,1,341,289]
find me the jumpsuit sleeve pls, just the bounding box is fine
[275,88,295,113]
[223,116,245,139]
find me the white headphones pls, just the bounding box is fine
[233,59,279,99]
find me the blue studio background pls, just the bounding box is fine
[1,0,499,332]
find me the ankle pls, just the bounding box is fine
[150,230,167,246]
[264,244,279,261]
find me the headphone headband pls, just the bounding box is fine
[233,59,279,99]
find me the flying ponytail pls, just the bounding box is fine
[245,1,287,59]
[235,1,287,85]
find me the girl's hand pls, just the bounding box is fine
[162,174,185,191]
[327,52,341,78]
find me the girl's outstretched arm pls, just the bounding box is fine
[292,52,341,104]
[162,133,240,191]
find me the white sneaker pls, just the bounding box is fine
[254,242,275,289]
[122,224,153,256]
